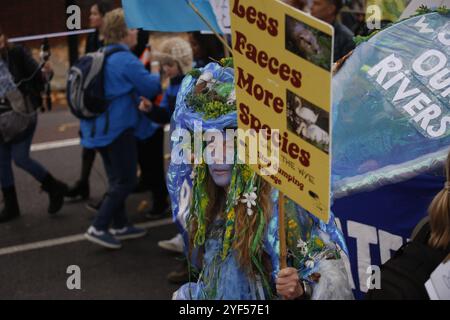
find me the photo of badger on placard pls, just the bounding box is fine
[285,14,332,71]
[286,90,330,154]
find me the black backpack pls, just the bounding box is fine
[366,223,449,300]
[66,46,126,120]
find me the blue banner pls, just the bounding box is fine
[331,12,449,299]
[122,0,222,33]
[332,172,445,299]
[331,13,450,199]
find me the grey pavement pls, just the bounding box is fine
[0,109,181,300]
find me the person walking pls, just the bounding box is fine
[66,0,113,201]
[81,9,161,249]
[0,27,68,223]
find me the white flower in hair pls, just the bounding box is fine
[297,239,308,256]
[241,187,258,216]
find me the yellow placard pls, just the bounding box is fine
[230,0,334,221]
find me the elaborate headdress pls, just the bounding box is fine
[167,60,274,291]
[168,60,348,299]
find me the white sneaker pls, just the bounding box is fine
[84,226,122,250]
[158,233,184,253]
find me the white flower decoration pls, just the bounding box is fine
[305,259,315,269]
[296,239,308,256]
[241,187,258,216]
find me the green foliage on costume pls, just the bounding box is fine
[216,83,234,98]
[221,164,259,260]
[187,68,202,78]
[185,60,237,121]
[202,100,236,120]
[220,57,234,68]
[186,92,211,111]
[186,90,236,120]
[284,198,342,277]
[191,164,209,246]
[221,164,241,260]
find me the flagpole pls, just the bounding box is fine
[279,192,287,269]
[186,0,233,56]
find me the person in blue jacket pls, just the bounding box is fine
[82,8,161,249]
[138,37,193,220]
[66,0,112,201]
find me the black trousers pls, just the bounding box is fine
[137,127,168,209]
[80,147,96,183]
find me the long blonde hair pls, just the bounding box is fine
[428,151,450,250]
[189,171,273,275]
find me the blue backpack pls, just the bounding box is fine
[66,47,126,120]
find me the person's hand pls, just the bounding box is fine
[276,268,304,300]
[151,61,161,74]
[139,96,153,113]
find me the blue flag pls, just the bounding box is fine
[122,0,222,33]
[332,172,445,299]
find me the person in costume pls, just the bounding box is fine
[166,61,353,300]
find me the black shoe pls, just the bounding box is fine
[144,203,170,220]
[66,180,90,200]
[41,174,68,215]
[0,187,21,223]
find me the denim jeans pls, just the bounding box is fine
[0,122,48,188]
[92,129,137,231]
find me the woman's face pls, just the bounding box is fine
[89,5,104,29]
[162,61,181,78]
[207,139,233,188]
[208,163,233,188]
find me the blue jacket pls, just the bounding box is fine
[145,75,184,124]
[135,112,161,140]
[80,44,161,148]
[135,72,162,141]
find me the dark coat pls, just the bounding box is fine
[85,30,104,54]
[366,223,449,300]
[333,21,356,62]
[1,45,45,109]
